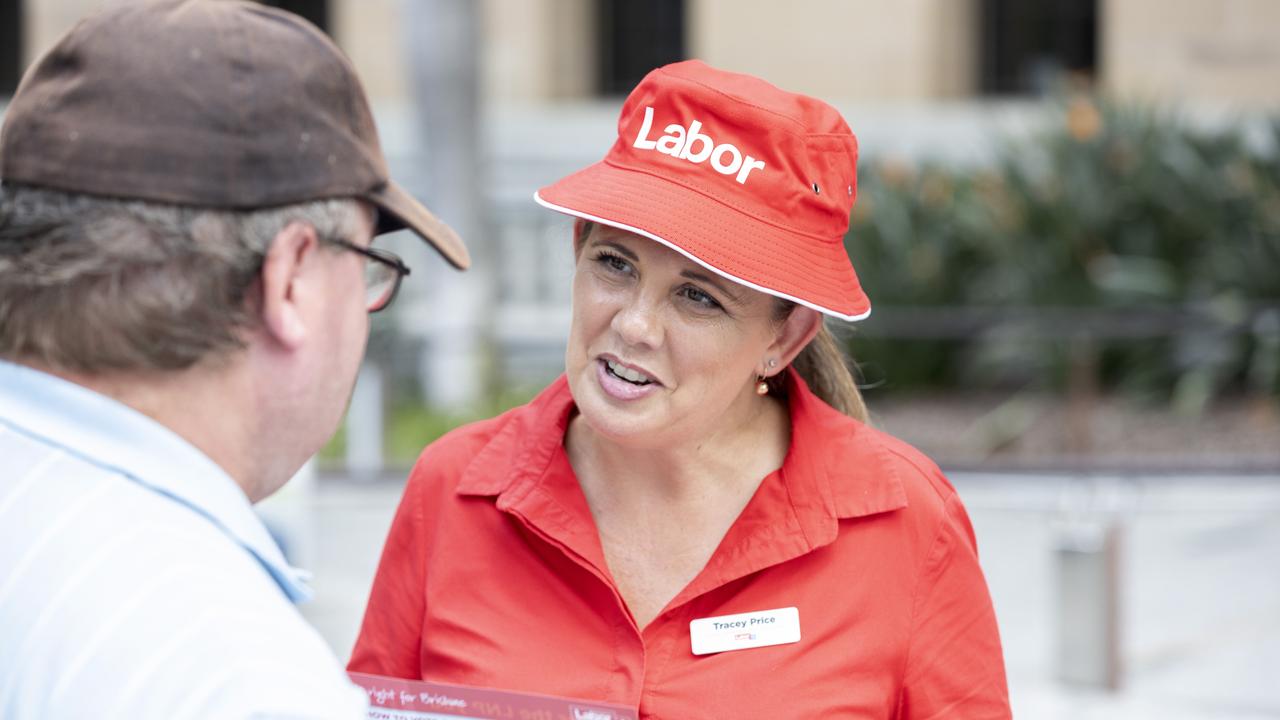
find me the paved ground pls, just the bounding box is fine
[957,473,1280,719]
[263,470,1280,719]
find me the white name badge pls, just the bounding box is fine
[689,607,801,656]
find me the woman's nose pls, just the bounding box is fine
[610,291,664,349]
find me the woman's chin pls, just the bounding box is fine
[571,388,666,449]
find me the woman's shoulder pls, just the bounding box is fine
[804,412,984,568]
[847,420,984,553]
[857,422,957,506]
[796,389,953,495]
[801,398,965,531]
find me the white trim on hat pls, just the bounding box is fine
[533,192,872,323]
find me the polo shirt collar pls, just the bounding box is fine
[0,360,313,602]
[455,370,908,604]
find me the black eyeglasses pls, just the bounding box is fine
[327,238,411,313]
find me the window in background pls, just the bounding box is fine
[1,0,21,96]
[260,0,329,35]
[598,0,686,96]
[980,0,1097,95]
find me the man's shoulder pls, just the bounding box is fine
[0,457,309,647]
[0,464,365,718]
[2,594,365,719]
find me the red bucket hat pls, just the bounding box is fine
[535,60,869,321]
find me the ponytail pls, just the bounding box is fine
[771,302,868,423]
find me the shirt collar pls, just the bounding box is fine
[0,360,313,602]
[456,375,575,498]
[456,368,908,526]
[780,367,910,523]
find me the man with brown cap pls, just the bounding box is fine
[0,1,468,717]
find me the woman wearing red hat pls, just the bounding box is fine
[350,61,1011,719]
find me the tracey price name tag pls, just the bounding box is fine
[689,607,801,656]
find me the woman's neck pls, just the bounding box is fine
[564,391,793,629]
[566,392,791,506]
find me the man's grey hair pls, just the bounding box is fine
[0,183,364,373]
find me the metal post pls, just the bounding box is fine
[403,0,491,410]
[345,363,385,481]
[1055,517,1123,690]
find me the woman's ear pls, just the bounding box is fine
[765,306,823,375]
[257,221,321,350]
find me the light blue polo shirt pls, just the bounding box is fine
[0,360,367,719]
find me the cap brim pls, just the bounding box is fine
[365,180,470,270]
[535,161,870,321]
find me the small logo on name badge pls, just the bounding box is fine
[689,606,801,656]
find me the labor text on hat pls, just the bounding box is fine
[632,106,767,185]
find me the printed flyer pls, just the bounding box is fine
[349,672,639,720]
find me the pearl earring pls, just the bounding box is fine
[756,359,778,395]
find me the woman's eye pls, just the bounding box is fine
[680,286,722,310]
[594,251,632,275]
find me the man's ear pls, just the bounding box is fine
[765,306,823,376]
[257,221,321,350]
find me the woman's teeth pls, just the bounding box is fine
[606,359,652,385]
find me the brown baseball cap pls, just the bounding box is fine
[0,0,470,269]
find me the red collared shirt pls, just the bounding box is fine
[349,373,1010,719]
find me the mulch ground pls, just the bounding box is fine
[866,392,1280,473]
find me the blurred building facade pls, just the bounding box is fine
[3,0,1279,406]
[8,0,1279,108]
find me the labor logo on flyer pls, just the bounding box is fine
[349,672,639,720]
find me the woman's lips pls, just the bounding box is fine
[595,358,661,401]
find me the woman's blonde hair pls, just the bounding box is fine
[771,301,868,423]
